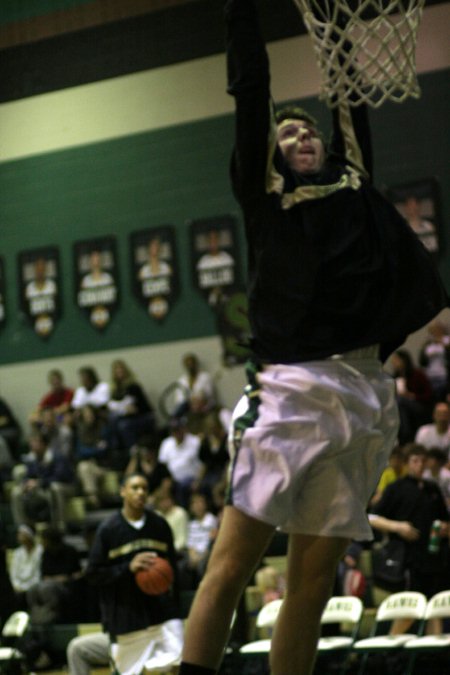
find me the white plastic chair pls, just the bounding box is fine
[353,591,427,675]
[0,611,30,673]
[404,589,450,672]
[319,595,364,651]
[317,596,364,673]
[239,598,283,655]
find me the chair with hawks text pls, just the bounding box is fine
[352,591,427,675]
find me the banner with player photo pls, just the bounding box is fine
[74,237,119,330]
[18,247,61,338]
[189,215,240,309]
[0,257,6,328]
[130,226,179,322]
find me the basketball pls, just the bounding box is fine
[135,557,174,595]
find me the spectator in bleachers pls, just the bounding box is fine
[29,369,74,425]
[195,414,229,502]
[158,417,202,508]
[71,366,110,411]
[0,435,14,488]
[11,428,75,529]
[40,407,74,459]
[107,359,155,456]
[25,527,82,670]
[0,395,21,455]
[27,527,82,623]
[179,493,218,590]
[415,401,450,457]
[75,404,110,510]
[175,354,217,422]
[9,524,43,609]
[391,349,433,443]
[423,447,450,511]
[155,490,189,555]
[419,320,450,402]
[255,564,285,605]
[125,435,172,505]
[0,523,17,629]
[370,445,406,506]
[369,444,449,633]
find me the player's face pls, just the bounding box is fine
[277,119,325,174]
[121,475,149,512]
[407,454,426,479]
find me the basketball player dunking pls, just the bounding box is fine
[179,1,449,674]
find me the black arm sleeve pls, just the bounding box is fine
[86,527,130,587]
[225,0,272,204]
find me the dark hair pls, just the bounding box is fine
[41,526,63,546]
[29,428,50,446]
[426,447,447,465]
[79,367,99,387]
[403,443,427,460]
[275,105,319,129]
[121,472,149,488]
[394,349,414,377]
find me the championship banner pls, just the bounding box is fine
[74,237,119,330]
[189,215,240,309]
[130,226,179,322]
[18,247,61,338]
[0,257,5,328]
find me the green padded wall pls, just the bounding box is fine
[0,69,448,366]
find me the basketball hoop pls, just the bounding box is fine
[293,0,425,108]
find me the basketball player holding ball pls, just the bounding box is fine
[179,1,449,674]
[86,473,183,674]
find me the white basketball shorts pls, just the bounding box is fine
[227,350,399,541]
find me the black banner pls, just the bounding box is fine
[74,237,119,330]
[130,226,179,322]
[189,215,240,309]
[18,247,61,338]
[0,257,5,328]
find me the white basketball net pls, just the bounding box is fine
[293,0,425,107]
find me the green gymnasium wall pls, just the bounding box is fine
[0,68,449,366]
[0,0,93,24]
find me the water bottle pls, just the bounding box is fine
[428,520,441,554]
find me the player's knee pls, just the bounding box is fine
[202,553,249,596]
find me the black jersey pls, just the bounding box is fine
[86,509,179,638]
[225,0,448,364]
[372,475,449,572]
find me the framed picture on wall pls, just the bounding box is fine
[130,226,179,322]
[74,237,119,330]
[18,247,61,338]
[0,257,5,328]
[189,215,240,309]
[386,178,442,258]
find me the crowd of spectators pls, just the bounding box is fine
[0,326,449,670]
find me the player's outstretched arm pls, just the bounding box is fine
[225,0,272,204]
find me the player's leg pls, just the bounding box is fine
[270,533,350,675]
[67,632,110,675]
[180,504,275,671]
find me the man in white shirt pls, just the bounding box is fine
[158,418,202,508]
[423,448,450,511]
[415,402,450,459]
[71,367,110,410]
